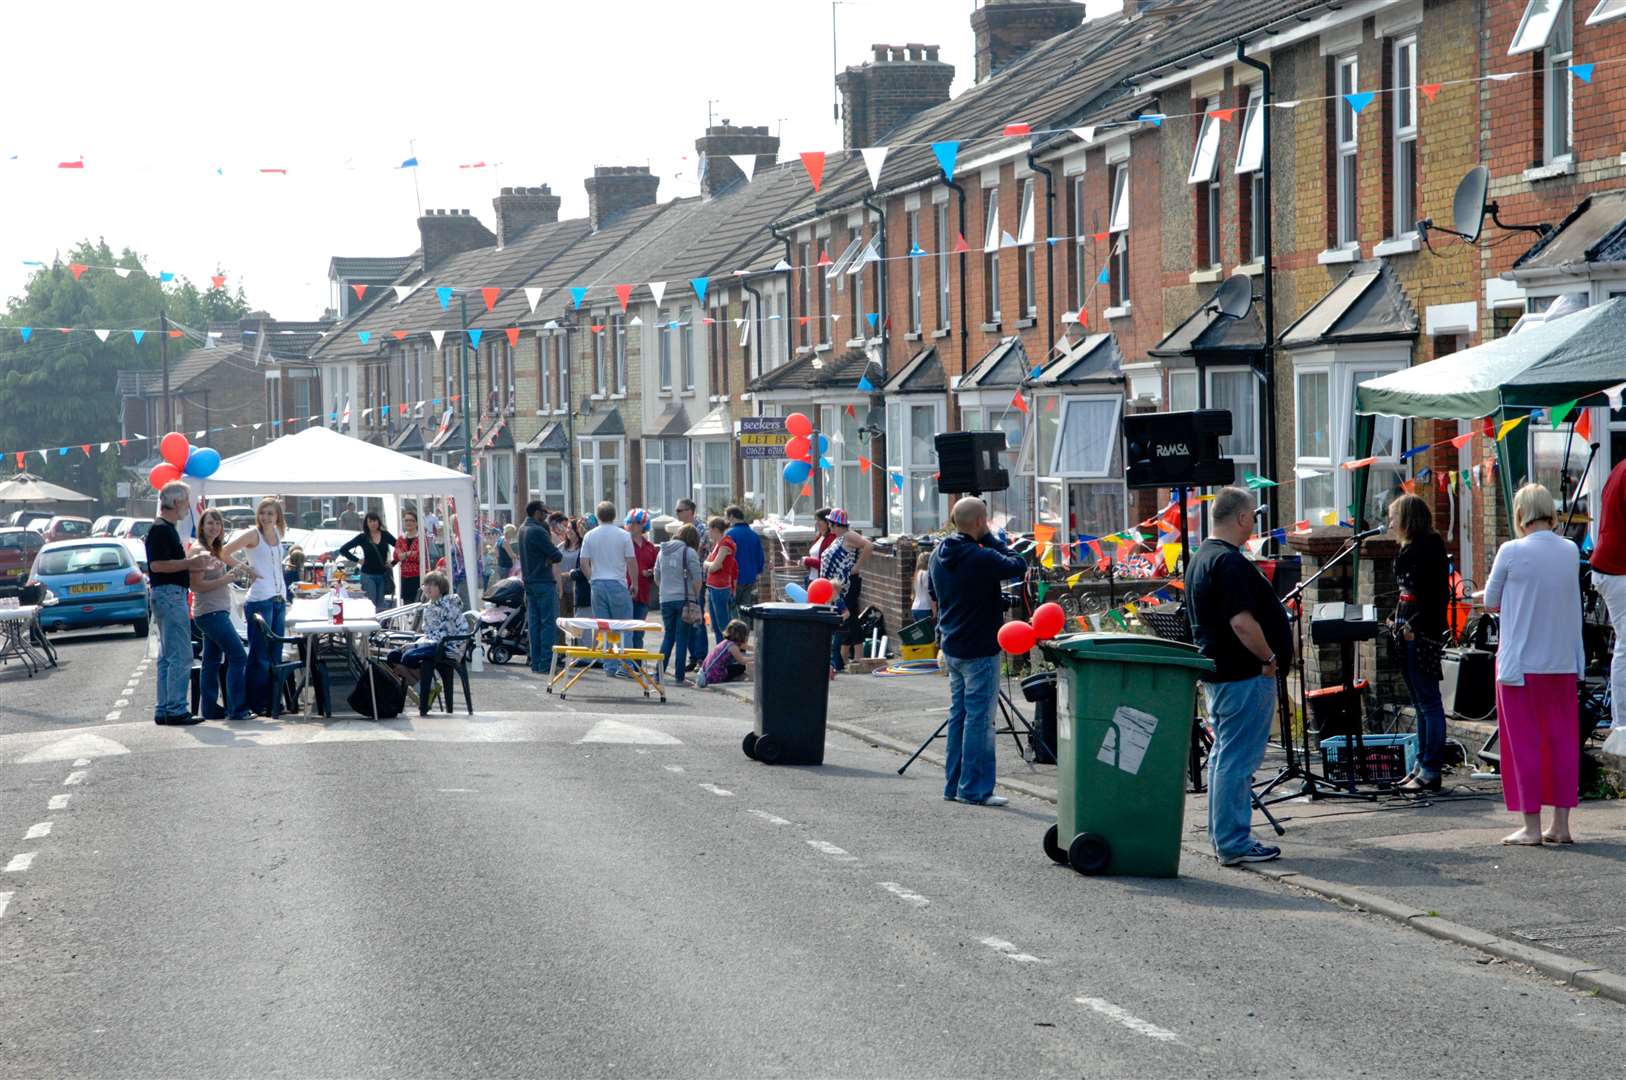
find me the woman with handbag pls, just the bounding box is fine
[655,523,706,686]
[1388,493,1450,792]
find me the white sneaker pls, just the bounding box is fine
[961,794,1009,807]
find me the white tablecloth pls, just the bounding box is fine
[289,596,377,626]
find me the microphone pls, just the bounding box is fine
[1253,503,1269,519]
[1353,525,1386,541]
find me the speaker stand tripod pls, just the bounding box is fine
[897,681,1049,777]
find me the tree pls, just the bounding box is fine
[0,239,252,503]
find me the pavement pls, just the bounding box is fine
[713,658,1626,996]
[3,630,1625,1076]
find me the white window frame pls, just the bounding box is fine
[958,403,1030,532]
[1588,0,1626,24]
[643,437,690,516]
[657,311,673,392]
[1206,366,1260,477]
[1168,369,1199,412]
[935,207,951,331]
[577,436,625,510]
[679,306,695,391]
[691,439,731,516]
[526,453,568,512]
[885,397,948,535]
[818,402,874,529]
[1544,3,1575,164]
[1017,178,1037,318]
[479,451,515,525]
[1070,175,1087,308]
[1392,36,1419,239]
[1335,55,1360,248]
[1050,395,1124,478]
[1188,101,1223,185]
[612,314,627,395]
[906,209,922,334]
[1108,163,1130,308]
[1235,87,1265,174]
[1291,353,1406,525]
[591,318,608,398]
[983,186,1002,324]
[1510,0,1568,53]
[1293,365,1336,525]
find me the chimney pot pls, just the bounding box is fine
[418,207,496,269]
[494,182,563,245]
[585,164,661,229]
[500,186,515,196]
[971,1,1085,83]
[837,41,954,150]
[694,120,781,198]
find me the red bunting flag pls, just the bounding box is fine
[167,329,182,338]
[481,287,500,312]
[80,444,91,457]
[800,483,813,498]
[56,328,70,334]
[614,284,634,311]
[1002,122,1032,137]
[505,327,520,347]
[1418,82,1442,102]
[800,151,826,193]
[953,232,969,254]
[58,158,84,169]
[1576,409,1593,442]
[703,317,715,326]
[459,161,488,169]
[857,454,871,473]
[69,263,87,281]
[1342,456,1379,471]
[1480,416,1496,440]
[1012,390,1029,414]
[352,284,367,301]
[260,167,288,175]
[1091,231,1109,243]
[211,274,226,289]
[845,404,857,418]
[590,324,605,333]
[14,452,25,468]
[1449,431,1475,449]
[817,246,833,268]
[391,330,407,341]
[1208,107,1237,122]
[798,316,809,327]
[1293,519,1311,532]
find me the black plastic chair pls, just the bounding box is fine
[253,613,308,719]
[422,613,477,716]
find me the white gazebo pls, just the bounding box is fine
[193,426,484,620]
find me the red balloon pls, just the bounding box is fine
[807,577,835,605]
[148,462,181,490]
[785,435,812,461]
[785,412,812,438]
[160,432,191,470]
[1031,602,1066,641]
[997,620,1037,655]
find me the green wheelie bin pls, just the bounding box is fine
[1038,633,1215,878]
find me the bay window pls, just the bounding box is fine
[643,437,690,515]
[479,452,515,525]
[959,405,1029,532]
[692,440,731,516]
[1168,369,1199,413]
[819,403,873,527]
[578,438,624,509]
[886,399,947,535]
[1292,358,1405,526]
[1207,368,1259,478]
[526,453,567,512]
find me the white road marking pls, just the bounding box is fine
[980,937,1045,963]
[746,809,790,826]
[698,783,734,797]
[807,840,857,861]
[112,699,130,708]
[105,712,121,722]
[0,891,11,919]
[63,771,87,786]
[436,788,477,793]
[878,882,930,907]
[23,823,51,840]
[663,765,686,773]
[48,795,70,811]
[1075,997,1181,1044]
[18,733,129,764]
[4,853,37,873]
[72,758,90,766]
[576,719,682,746]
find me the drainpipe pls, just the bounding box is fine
[1237,39,1280,535]
[944,178,970,383]
[1027,152,1057,363]
[769,221,796,331]
[861,193,888,380]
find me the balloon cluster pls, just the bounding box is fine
[784,577,837,605]
[780,412,831,485]
[998,602,1068,655]
[146,431,220,491]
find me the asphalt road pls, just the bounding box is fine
[1,641,1622,1077]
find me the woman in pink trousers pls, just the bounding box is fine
[1483,483,1585,846]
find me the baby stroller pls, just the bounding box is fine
[479,576,529,664]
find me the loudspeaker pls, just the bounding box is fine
[1121,409,1235,490]
[935,431,1010,494]
[1441,648,1495,723]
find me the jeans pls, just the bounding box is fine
[707,585,733,647]
[631,600,650,651]
[243,597,285,715]
[688,620,707,670]
[1593,571,1626,730]
[152,585,192,719]
[400,576,420,605]
[1202,674,1276,859]
[525,582,558,673]
[194,610,249,720]
[944,653,999,803]
[361,572,389,609]
[734,580,756,613]
[829,597,848,671]
[1401,639,1447,776]
[660,600,693,681]
[591,578,633,673]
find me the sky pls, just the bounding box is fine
[0,1,1110,322]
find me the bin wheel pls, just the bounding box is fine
[742,732,759,760]
[1067,832,1112,876]
[487,643,513,665]
[1042,824,1068,865]
[754,734,783,765]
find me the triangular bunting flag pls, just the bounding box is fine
[93,329,110,342]
[953,232,969,254]
[211,274,226,289]
[505,327,520,347]
[629,316,643,327]
[168,329,182,338]
[69,263,87,281]
[1344,91,1376,114]
[1012,390,1029,414]
[1208,107,1236,122]
[858,454,871,474]
[728,154,759,183]
[1071,126,1097,144]
[131,330,144,344]
[1571,63,1594,84]
[1496,415,1528,441]
[430,330,446,349]
[1002,123,1032,137]
[1000,230,1018,248]
[1137,113,1165,126]
[1097,267,1110,284]
[930,141,959,181]
[691,277,710,304]
[17,328,30,342]
[649,281,667,307]
[569,286,587,309]
[435,286,453,309]
[481,287,500,312]
[909,243,926,257]
[159,271,174,283]
[800,151,826,192]
[857,375,876,393]
[391,330,407,341]
[774,259,792,272]
[865,313,878,332]
[357,331,371,345]
[114,268,131,279]
[614,284,634,311]
[1576,409,1594,442]
[861,146,889,191]
[467,329,483,346]
[1418,82,1442,102]
[352,284,368,301]
[523,287,543,314]
[393,284,418,303]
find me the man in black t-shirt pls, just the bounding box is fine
[145,481,209,725]
[1187,486,1291,866]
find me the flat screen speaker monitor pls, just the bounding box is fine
[935,431,1010,494]
[1121,409,1236,490]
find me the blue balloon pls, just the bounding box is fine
[818,456,832,470]
[184,446,221,479]
[783,458,812,485]
[817,434,830,455]
[785,582,809,603]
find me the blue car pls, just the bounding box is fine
[29,538,151,636]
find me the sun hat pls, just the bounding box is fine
[826,508,850,527]
[624,508,651,528]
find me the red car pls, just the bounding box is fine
[0,527,46,591]
[34,516,94,543]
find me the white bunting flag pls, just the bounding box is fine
[543,319,560,330]
[524,287,542,314]
[648,281,667,307]
[734,318,746,329]
[393,284,419,303]
[114,268,130,279]
[629,315,643,327]
[860,146,889,191]
[774,259,792,272]
[430,329,446,350]
[832,314,842,324]
[1061,310,1080,325]
[1273,100,1301,109]
[1296,466,1326,479]
[252,423,262,431]
[1606,381,1626,410]
[1000,230,1018,249]
[1071,126,1097,144]
[99,441,110,452]
[94,329,110,342]
[728,154,759,183]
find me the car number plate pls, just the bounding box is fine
[68,583,106,595]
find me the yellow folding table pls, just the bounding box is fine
[548,617,666,702]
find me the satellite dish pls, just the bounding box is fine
[1452,166,1489,244]
[1212,274,1254,321]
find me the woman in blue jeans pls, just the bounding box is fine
[653,523,705,685]
[236,497,288,715]
[189,508,253,721]
[1388,493,1450,792]
[338,511,396,609]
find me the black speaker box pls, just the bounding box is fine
[1441,648,1496,723]
[935,431,1010,494]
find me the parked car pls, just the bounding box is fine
[213,505,257,529]
[37,516,93,543]
[114,518,153,541]
[0,527,46,592]
[6,509,52,529]
[91,515,131,537]
[28,538,150,636]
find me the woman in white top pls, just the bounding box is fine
[1483,483,1585,846]
[236,497,288,716]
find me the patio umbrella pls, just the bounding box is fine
[0,472,96,504]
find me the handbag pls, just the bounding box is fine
[681,551,705,626]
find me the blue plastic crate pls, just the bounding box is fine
[1319,733,1418,785]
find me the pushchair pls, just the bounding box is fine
[479,576,529,664]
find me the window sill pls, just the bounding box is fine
[846,338,866,349]
[980,321,1002,333]
[1315,247,1358,266]
[1374,233,1421,258]
[931,328,951,339]
[611,393,627,401]
[814,344,832,354]
[904,331,923,342]
[1104,304,1132,321]
[589,393,607,402]
[1015,317,1037,330]
[1523,158,1575,183]
[1189,267,1224,284]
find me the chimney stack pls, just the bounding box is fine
[694,122,780,198]
[584,166,660,231]
[835,44,955,151]
[493,184,562,247]
[970,1,1086,83]
[417,208,496,270]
